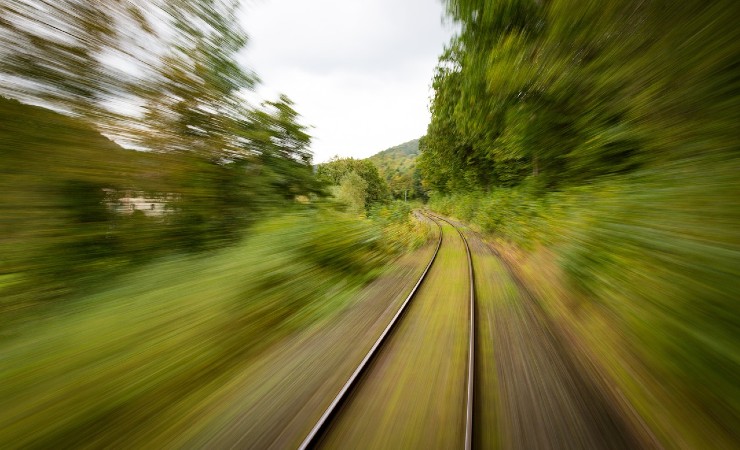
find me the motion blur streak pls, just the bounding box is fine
[0,0,417,446]
[0,0,319,304]
[0,212,427,447]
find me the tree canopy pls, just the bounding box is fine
[419,0,739,193]
[0,0,321,299]
[316,157,390,209]
[419,2,740,446]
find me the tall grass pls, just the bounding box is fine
[0,209,396,447]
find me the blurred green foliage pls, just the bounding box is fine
[0,211,390,447]
[0,1,321,307]
[316,157,390,211]
[334,171,369,214]
[421,0,738,191]
[369,201,432,254]
[0,1,433,446]
[421,0,740,446]
[0,93,318,307]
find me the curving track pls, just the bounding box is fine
[430,213,476,450]
[298,213,476,450]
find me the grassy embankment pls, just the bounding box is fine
[428,161,739,448]
[0,207,430,447]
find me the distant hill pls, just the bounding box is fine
[371,138,419,159]
[367,138,423,199]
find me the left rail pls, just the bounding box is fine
[297,213,443,450]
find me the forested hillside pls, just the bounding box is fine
[420,0,739,447]
[367,139,424,200]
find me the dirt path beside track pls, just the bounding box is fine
[456,218,651,450]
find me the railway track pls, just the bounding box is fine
[298,212,476,450]
[430,213,476,450]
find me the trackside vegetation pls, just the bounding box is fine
[0,3,432,443]
[420,0,739,447]
[0,1,322,308]
[0,210,411,446]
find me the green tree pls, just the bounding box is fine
[335,172,368,214]
[316,158,390,206]
[422,1,740,446]
[0,0,322,299]
[141,0,257,157]
[239,95,319,200]
[0,0,156,118]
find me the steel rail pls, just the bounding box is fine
[429,213,476,450]
[297,212,443,450]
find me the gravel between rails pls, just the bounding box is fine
[316,218,472,449]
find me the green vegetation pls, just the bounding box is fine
[0,8,437,446]
[420,0,740,447]
[0,1,320,308]
[369,201,431,254]
[367,139,425,200]
[0,6,432,444]
[316,157,390,212]
[2,0,738,447]
[315,157,429,251]
[0,211,393,447]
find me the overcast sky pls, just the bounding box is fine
[239,0,455,163]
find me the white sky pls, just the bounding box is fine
[239,0,455,163]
